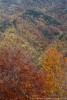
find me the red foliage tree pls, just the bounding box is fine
[0,48,54,100]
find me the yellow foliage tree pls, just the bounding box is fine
[41,48,65,97]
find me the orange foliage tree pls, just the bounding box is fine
[40,47,65,97]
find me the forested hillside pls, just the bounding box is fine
[0,0,67,99]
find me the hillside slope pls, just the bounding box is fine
[0,0,67,99]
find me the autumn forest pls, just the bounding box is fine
[0,0,67,100]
